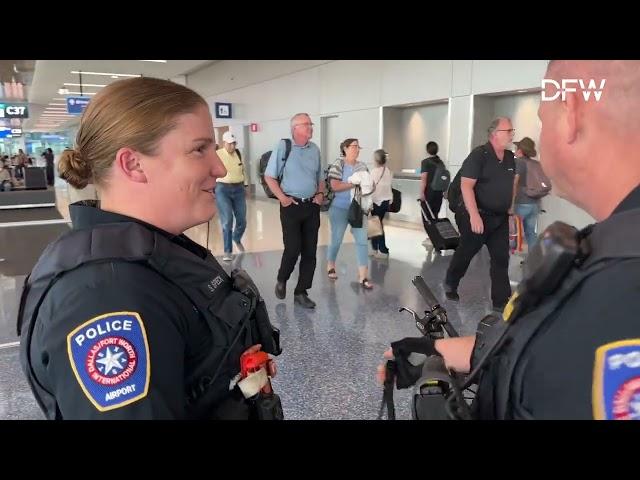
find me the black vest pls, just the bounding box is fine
[474,207,640,419]
[17,220,280,420]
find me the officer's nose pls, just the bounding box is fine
[211,150,227,179]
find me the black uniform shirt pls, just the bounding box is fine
[461,142,515,214]
[30,202,214,419]
[516,185,640,419]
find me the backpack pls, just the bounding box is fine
[258,139,292,199]
[320,164,336,212]
[429,159,451,192]
[445,146,490,213]
[524,158,552,199]
[446,169,463,213]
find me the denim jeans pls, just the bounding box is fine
[514,203,539,250]
[215,183,247,253]
[327,205,368,267]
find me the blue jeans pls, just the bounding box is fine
[328,205,368,267]
[215,183,247,253]
[515,203,539,250]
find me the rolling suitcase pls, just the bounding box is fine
[419,199,460,252]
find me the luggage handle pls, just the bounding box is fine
[418,199,437,224]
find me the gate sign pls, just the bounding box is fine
[215,102,232,119]
[67,97,91,115]
[0,103,29,119]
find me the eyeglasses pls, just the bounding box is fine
[496,129,516,133]
[348,144,362,150]
[294,122,314,127]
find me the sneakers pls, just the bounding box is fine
[234,241,245,253]
[374,251,389,259]
[222,253,233,262]
[294,292,316,309]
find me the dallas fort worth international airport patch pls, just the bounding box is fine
[67,312,150,412]
[593,339,640,420]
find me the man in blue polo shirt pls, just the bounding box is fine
[264,113,324,309]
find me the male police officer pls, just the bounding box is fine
[380,60,640,420]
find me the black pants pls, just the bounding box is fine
[278,202,320,294]
[370,200,389,253]
[46,164,54,186]
[423,191,443,222]
[445,210,511,307]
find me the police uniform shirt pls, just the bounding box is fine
[460,143,516,214]
[514,184,640,419]
[29,203,214,419]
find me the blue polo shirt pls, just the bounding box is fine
[265,139,322,199]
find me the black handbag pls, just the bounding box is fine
[348,185,364,228]
[388,188,402,213]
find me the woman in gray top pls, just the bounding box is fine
[511,137,541,250]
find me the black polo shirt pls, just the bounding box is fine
[514,184,640,419]
[460,142,515,214]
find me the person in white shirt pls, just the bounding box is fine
[369,149,393,258]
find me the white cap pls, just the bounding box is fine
[222,131,237,144]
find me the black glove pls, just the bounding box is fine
[391,336,439,389]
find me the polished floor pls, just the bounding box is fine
[0,187,525,420]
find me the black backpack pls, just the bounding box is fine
[445,147,489,213]
[258,139,292,199]
[445,169,463,213]
[430,159,451,192]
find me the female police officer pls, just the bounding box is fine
[378,60,640,420]
[17,77,280,420]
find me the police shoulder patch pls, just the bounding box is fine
[593,339,640,420]
[67,311,151,412]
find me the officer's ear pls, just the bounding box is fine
[114,147,148,184]
[563,91,580,145]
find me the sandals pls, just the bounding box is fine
[327,268,338,280]
[360,278,373,290]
